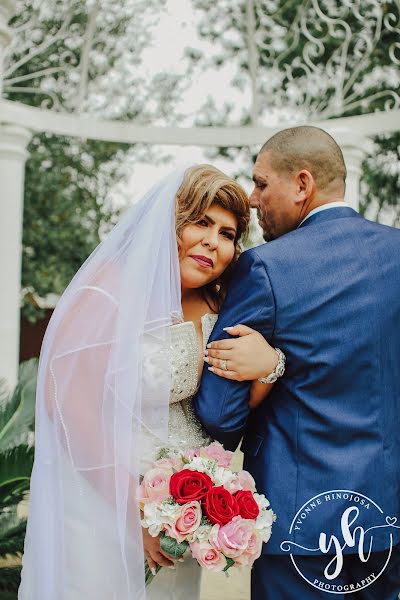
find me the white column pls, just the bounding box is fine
[0,124,31,388]
[329,130,374,211]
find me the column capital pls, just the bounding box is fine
[0,123,31,160]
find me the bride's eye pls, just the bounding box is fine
[197,219,208,227]
[221,230,235,240]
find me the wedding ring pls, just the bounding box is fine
[221,359,228,371]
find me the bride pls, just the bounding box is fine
[19,165,280,600]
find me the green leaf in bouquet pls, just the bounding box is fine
[156,447,170,460]
[223,557,235,572]
[160,533,188,558]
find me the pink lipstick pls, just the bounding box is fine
[190,255,214,268]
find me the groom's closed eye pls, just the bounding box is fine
[252,176,267,190]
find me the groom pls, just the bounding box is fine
[194,126,400,599]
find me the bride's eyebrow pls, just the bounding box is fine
[203,213,237,235]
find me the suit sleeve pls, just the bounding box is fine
[193,248,275,450]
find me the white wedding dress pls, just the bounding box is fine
[20,314,217,600]
[144,314,216,600]
[19,167,220,600]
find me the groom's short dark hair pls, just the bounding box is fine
[260,126,347,190]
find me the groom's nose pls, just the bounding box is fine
[249,189,259,208]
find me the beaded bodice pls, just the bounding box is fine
[167,314,217,449]
[139,313,217,471]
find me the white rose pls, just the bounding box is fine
[255,507,276,531]
[190,524,212,543]
[259,526,273,544]
[185,456,216,476]
[159,501,181,524]
[212,466,236,489]
[254,493,270,511]
[142,502,164,537]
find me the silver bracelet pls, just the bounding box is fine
[258,348,286,384]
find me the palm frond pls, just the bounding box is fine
[0,509,26,559]
[0,447,34,492]
[0,381,9,409]
[0,360,38,452]
[0,483,29,512]
[0,533,25,560]
[0,566,22,593]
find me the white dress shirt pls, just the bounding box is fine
[298,201,352,228]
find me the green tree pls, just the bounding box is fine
[191,0,400,225]
[4,0,187,321]
[20,135,128,321]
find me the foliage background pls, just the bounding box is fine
[3,0,399,323]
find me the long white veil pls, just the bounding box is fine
[19,167,186,599]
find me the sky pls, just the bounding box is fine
[115,0,255,205]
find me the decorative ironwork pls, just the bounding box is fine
[1,0,167,115]
[248,0,400,121]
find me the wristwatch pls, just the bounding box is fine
[258,348,286,384]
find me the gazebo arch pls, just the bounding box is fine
[1,0,399,386]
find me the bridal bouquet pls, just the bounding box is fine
[139,442,276,584]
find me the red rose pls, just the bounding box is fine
[170,469,213,504]
[202,485,240,525]
[234,490,259,520]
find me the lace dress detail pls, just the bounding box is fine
[168,313,217,448]
[139,313,218,471]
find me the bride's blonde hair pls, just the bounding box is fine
[175,164,250,311]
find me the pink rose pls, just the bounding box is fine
[190,541,227,572]
[154,457,182,471]
[164,501,202,543]
[200,442,234,468]
[210,516,254,559]
[183,448,200,461]
[237,470,257,492]
[222,475,242,494]
[139,468,172,503]
[234,530,263,567]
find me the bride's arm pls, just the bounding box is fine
[204,324,281,408]
[204,323,280,381]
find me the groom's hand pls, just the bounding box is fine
[142,526,176,572]
[204,324,279,381]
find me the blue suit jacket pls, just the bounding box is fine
[194,207,400,554]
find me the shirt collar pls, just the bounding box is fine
[297,201,351,229]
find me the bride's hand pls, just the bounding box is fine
[142,524,176,573]
[204,324,279,382]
